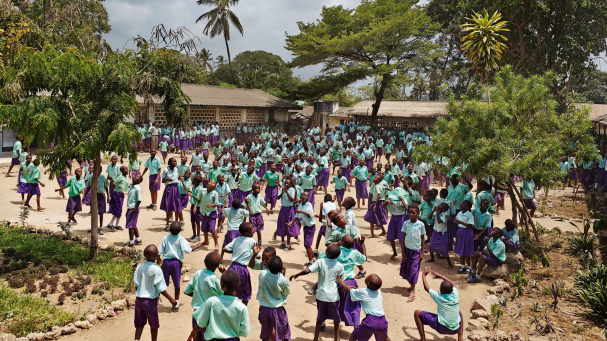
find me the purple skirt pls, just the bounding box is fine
[316,168,330,187]
[57,173,68,187]
[160,184,182,212]
[335,189,345,203]
[400,247,422,284]
[66,195,82,213]
[303,225,316,246]
[95,193,106,214]
[109,191,125,217]
[180,194,189,209]
[583,169,593,186]
[11,157,20,166]
[352,315,389,341]
[353,241,364,254]
[364,201,388,225]
[341,167,352,182]
[429,231,449,258]
[223,230,242,246]
[387,214,406,242]
[376,147,383,156]
[201,211,217,233]
[277,206,300,237]
[355,180,368,199]
[338,278,361,326]
[250,213,265,232]
[17,182,27,194]
[304,189,315,208]
[365,159,373,170]
[228,262,252,301]
[126,208,140,229]
[149,174,161,191]
[259,306,291,341]
[597,169,606,183]
[569,169,579,181]
[454,228,474,257]
[234,189,252,207]
[264,185,278,207]
[523,198,536,209]
[25,183,41,195]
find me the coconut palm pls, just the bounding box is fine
[195,48,214,73]
[196,0,243,85]
[461,9,509,101]
[214,55,226,68]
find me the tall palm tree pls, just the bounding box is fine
[195,48,214,73]
[461,9,509,101]
[214,55,226,68]
[196,0,243,85]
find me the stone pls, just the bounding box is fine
[472,309,490,319]
[528,337,549,341]
[493,279,510,291]
[111,299,127,311]
[7,220,18,226]
[481,264,509,279]
[15,339,28,341]
[81,237,90,245]
[181,264,193,275]
[95,308,108,320]
[25,333,44,341]
[509,332,523,341]
[86,313,98,325]
[74,320,91,329]
[485,294,500,307]
[493,331,509,341]
[471,297,492,312]
[533,212,544,218]
[505,252,524,266]
[182,275,191,282]
[99,244,109,251]
[0,334,16,341]
[466,318,489,331]
[126,295,136,308]
[44,326,61,340]
[487,285,504,294]
[61,323,77,335]
[468,330,490,341]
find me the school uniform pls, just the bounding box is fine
[429,211,450,258]
[178,178,192,210]
[223,208,250,246]
[126,184,142,229]
[400,219,426,285]
[501,228,520,252]
[386,188,409,243]
[198,188,219,233]
[485,238,506,266]
[129,159,141,179]
[419,200,434,238]
[184,268,223,341]
[364,181,388,226]
[133,261,167,329]
[317,201,337,242]
[350,288,389,341]
[192,295,250,341]
[520,180,536,209]
[296,202,316,246]
[106,163,120,197]
[64,177,85,213]
[235,172,260,206]
[277,187,300,238]
[309,258,345,324]
[352,165,369,199]
[10,140,21,166]
[299,174,317,208]
[257,270,291,341]
[190,185,203,224]
[316,156,330,187]
[246,194,266,233]
[262,171,280,206]
[454,210,475,257]
[159,233,192,288]
[109,174,128,218]
[144,156,162,192]
[472,209,492,251]
[226,236,256,301]
[332,176,348,202]
[419,288,462,335]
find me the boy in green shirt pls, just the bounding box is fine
[468,228,506,283]
[56,168,85,225]
[257,256,291,341]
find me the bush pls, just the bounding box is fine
[574,265,607,336]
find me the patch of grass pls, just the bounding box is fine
[541,287,552,295]
[0,225,133,290]
[572,326,585,334]
[0,283,75,336]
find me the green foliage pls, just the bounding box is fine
[491,304,503,330]
[574,265,607,336]
[511,269,528,295]
[58,222,72,239]
[593,218,607,242]
[568,219,601,268]
[0,283,76,336]
[18,207,29,225]
[541,256,550,268]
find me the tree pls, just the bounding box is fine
[0,45,190,258]
[413,67,598,256]
[196,0,243,85]
[195,48,214,73]
[571,69,607,104]
[461,10,509,101]
[285,0,440,126]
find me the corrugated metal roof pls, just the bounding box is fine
[136,84,303,109]
[330,100,449,118]
[290,106,314,119]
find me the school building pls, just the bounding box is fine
[133,84,303,131]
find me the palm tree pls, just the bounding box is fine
[214,55,226,68]
[461,10,509,101]
[195,48,214,73]
[196,0,243,85]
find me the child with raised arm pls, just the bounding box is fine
[290,244,344,341]
[187,270,250,341]
[314,194,336,257]
[400,206,425,302]
[414,268,463,341]
[183,251,226,341]
[257,256,291,341]
[288,191,316,265]
[468,228,506,283]
[133,245,177,341]
[337,274,391,341]
[223,222,256,306]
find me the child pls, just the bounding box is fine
[501,219,520,253]
[158,139,169,163]
[249,246,279,272]
[288,191,315,265]
[198,180,220,250]
[324,235,366,328]
[290,244,345,341]
[17,154,32,204]
[126,175,143,247]
[447,200,475,275]
[245,183,270,246]
[133,244,177,341]
[177,170,192,225]
[158,221,201,312]
[276,179,300,250]
[188,270,250,341]
[23,158,46,211]
[56,168,85,225]
[107,165,129,231]
[414,268,463,341]
[337,274,391,341]
[262,163,281,213]
[400,206,426,301]
[331,169,349,209]
[468,228,506,283]
[214,174,231,233]
[223,222,256,305]
[129,157,142,179]
[364,175,388,237]
[520,179,536,217]
[428,203,454,268]
[314,194,336,257]
[222,199,250,257]
[472,199,492,252]
[352,159,369,209]
[257,256,291,341]
[419,192,434,250]
[188,176,203,243]
[384,187,409,260]
[299,165,317,208]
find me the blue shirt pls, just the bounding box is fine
[183,269,223,310]
[308,258,345,303]
[257,270,290,308]
[158,234,192,260]
[133,261,167,299]
[350,288,385,317]
[401,219,426,250]
[429,288,461,330]
[226,236,256,266]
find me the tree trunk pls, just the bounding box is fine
[224,35,236,86]
[509,183,546,258]
[507,187,518,227]
[371,74,391,127]
[89,152,101,259]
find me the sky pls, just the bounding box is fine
[103,0,363,81]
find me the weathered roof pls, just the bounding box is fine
[332,100,449,118]
[290,106,314,119]
[137,84,303,109]
[576,103,607,123]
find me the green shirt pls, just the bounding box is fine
[177,164,190,177]
[158,234,192,260]
[158,141,168,152]
[263,171,280,187]
[401,219,426,250]
[237,172,260,192]
[184,269,223,310]
[65,177,85,197]
[106,163,120,179]
[126,184,142,209]
[299,174,316,190]
[198,188,219,215]
[332,176,348,190]
[352,165,369,181]
[113,174,129,193]
[144,157,162,175]
[308,258,345,303]
[319,246,366,280]
[419,200,433,224]
[473,209,492,231]
[447,183,470,210]
[27,166,41,184]
[486,237,506,262]
[429,288,461,330]
[520,180,535,200]
[208,167,224,181]
[257,270,290,308]
[193,295,250,340]
[178,178,192,195]
[133,261,167,299]
[245,194,266,214]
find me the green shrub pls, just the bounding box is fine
[574,265,607,337]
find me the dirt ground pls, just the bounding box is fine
[0,152,600,341]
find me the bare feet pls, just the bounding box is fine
[390,253,397,260]
[379,232,386,237]
[5,174,11,177]
[37,207,45,211]
[202,241,210,246]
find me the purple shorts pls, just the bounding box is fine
[161,151,167,158]
[419,311,462,335]
[250,213,265,232]
[228,262,252,301]
[190,205,203,223]
[502,238,520,252]
[303,225,316,246]
[149,174,161,191]
[126,208,140,229]
[134,297,160,329]
[351,315,389,341]
[259,306,291,341]
[161,258,182,288]
[523,198,536,210]
[335,189,345,203]
[11,157,20,166]
[96,194,107,214]
[316,299,341,324]
[201,211,217,233]
[66,195,82,213]
[483,253,504,267]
